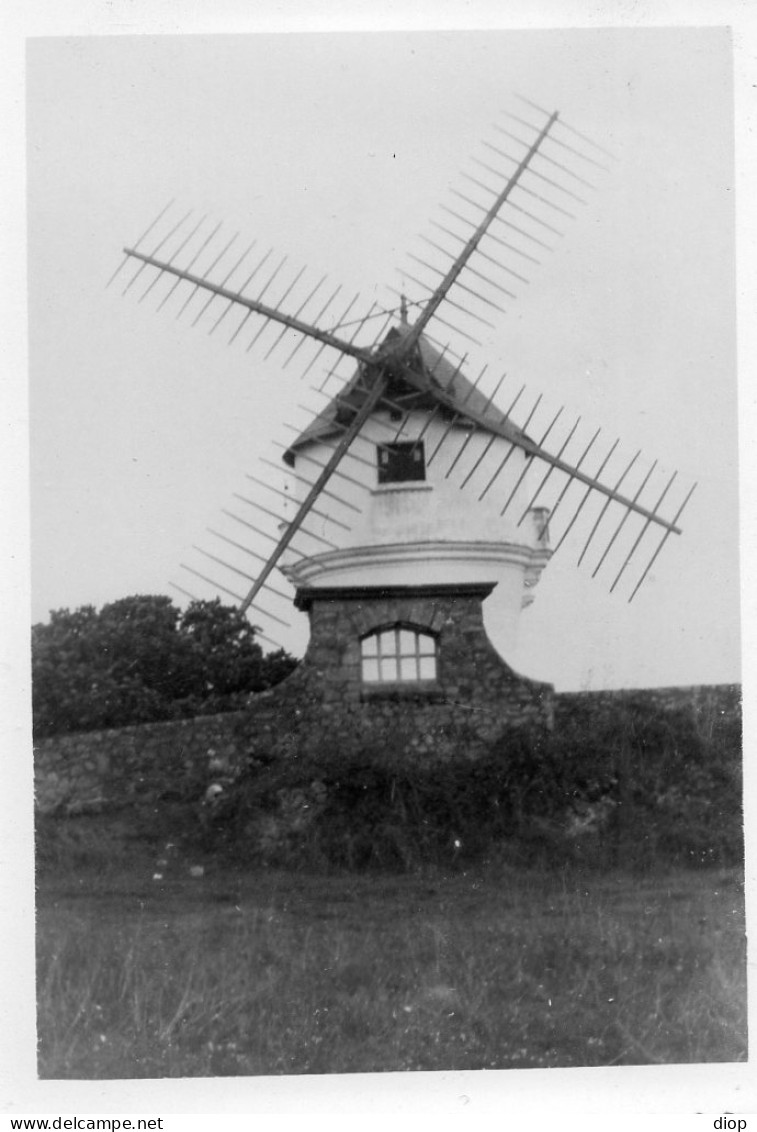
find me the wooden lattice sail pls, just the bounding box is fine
[113,95,695,647]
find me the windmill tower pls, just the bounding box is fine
[114,97,694,760]
[280,311,551,631]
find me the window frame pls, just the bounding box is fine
[376,440,426,485]
[360,623,438,685]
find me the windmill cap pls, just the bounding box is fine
[284,324,529,462]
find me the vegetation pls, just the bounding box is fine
[34,687,745,1078]
[32,595,297,737]
[200,694,743,872]
[35,820,747,1077]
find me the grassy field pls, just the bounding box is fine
[35,813,747,1079]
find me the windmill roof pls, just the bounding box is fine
[285,323,529,459]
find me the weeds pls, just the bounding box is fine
[194,696,743,872]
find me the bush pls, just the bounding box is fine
[198,693,742,873]
[541,694,743,869]
[198,725,563,871]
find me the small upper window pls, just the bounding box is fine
[361,626,437,683]
[377,441,425,485]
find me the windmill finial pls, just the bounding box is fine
[400,293,409,325]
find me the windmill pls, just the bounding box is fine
[111,94,695,670]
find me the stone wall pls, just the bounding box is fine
[35,581,554,813]
[236,582,553,767]
[34,711,249,815]
[33,579,740,817]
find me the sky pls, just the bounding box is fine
[24,25,741,691]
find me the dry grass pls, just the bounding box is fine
[36,823,747,1078]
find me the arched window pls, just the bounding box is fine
[360,625,437,683]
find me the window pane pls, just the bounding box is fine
[379,629,398,657]
[361,626,437,684]
[398,629,416,655]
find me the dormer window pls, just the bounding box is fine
[361,625,437,683]
[377,441,426,485]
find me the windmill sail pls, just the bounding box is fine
[114,97,694,631]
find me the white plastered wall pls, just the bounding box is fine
[280,410,552,656]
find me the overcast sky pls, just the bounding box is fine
[25,25,741,690]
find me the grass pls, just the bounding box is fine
[35,813,747,1078]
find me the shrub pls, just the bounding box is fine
[197,691,742,872]
[542,694,743,869]
[200,724,562,871]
